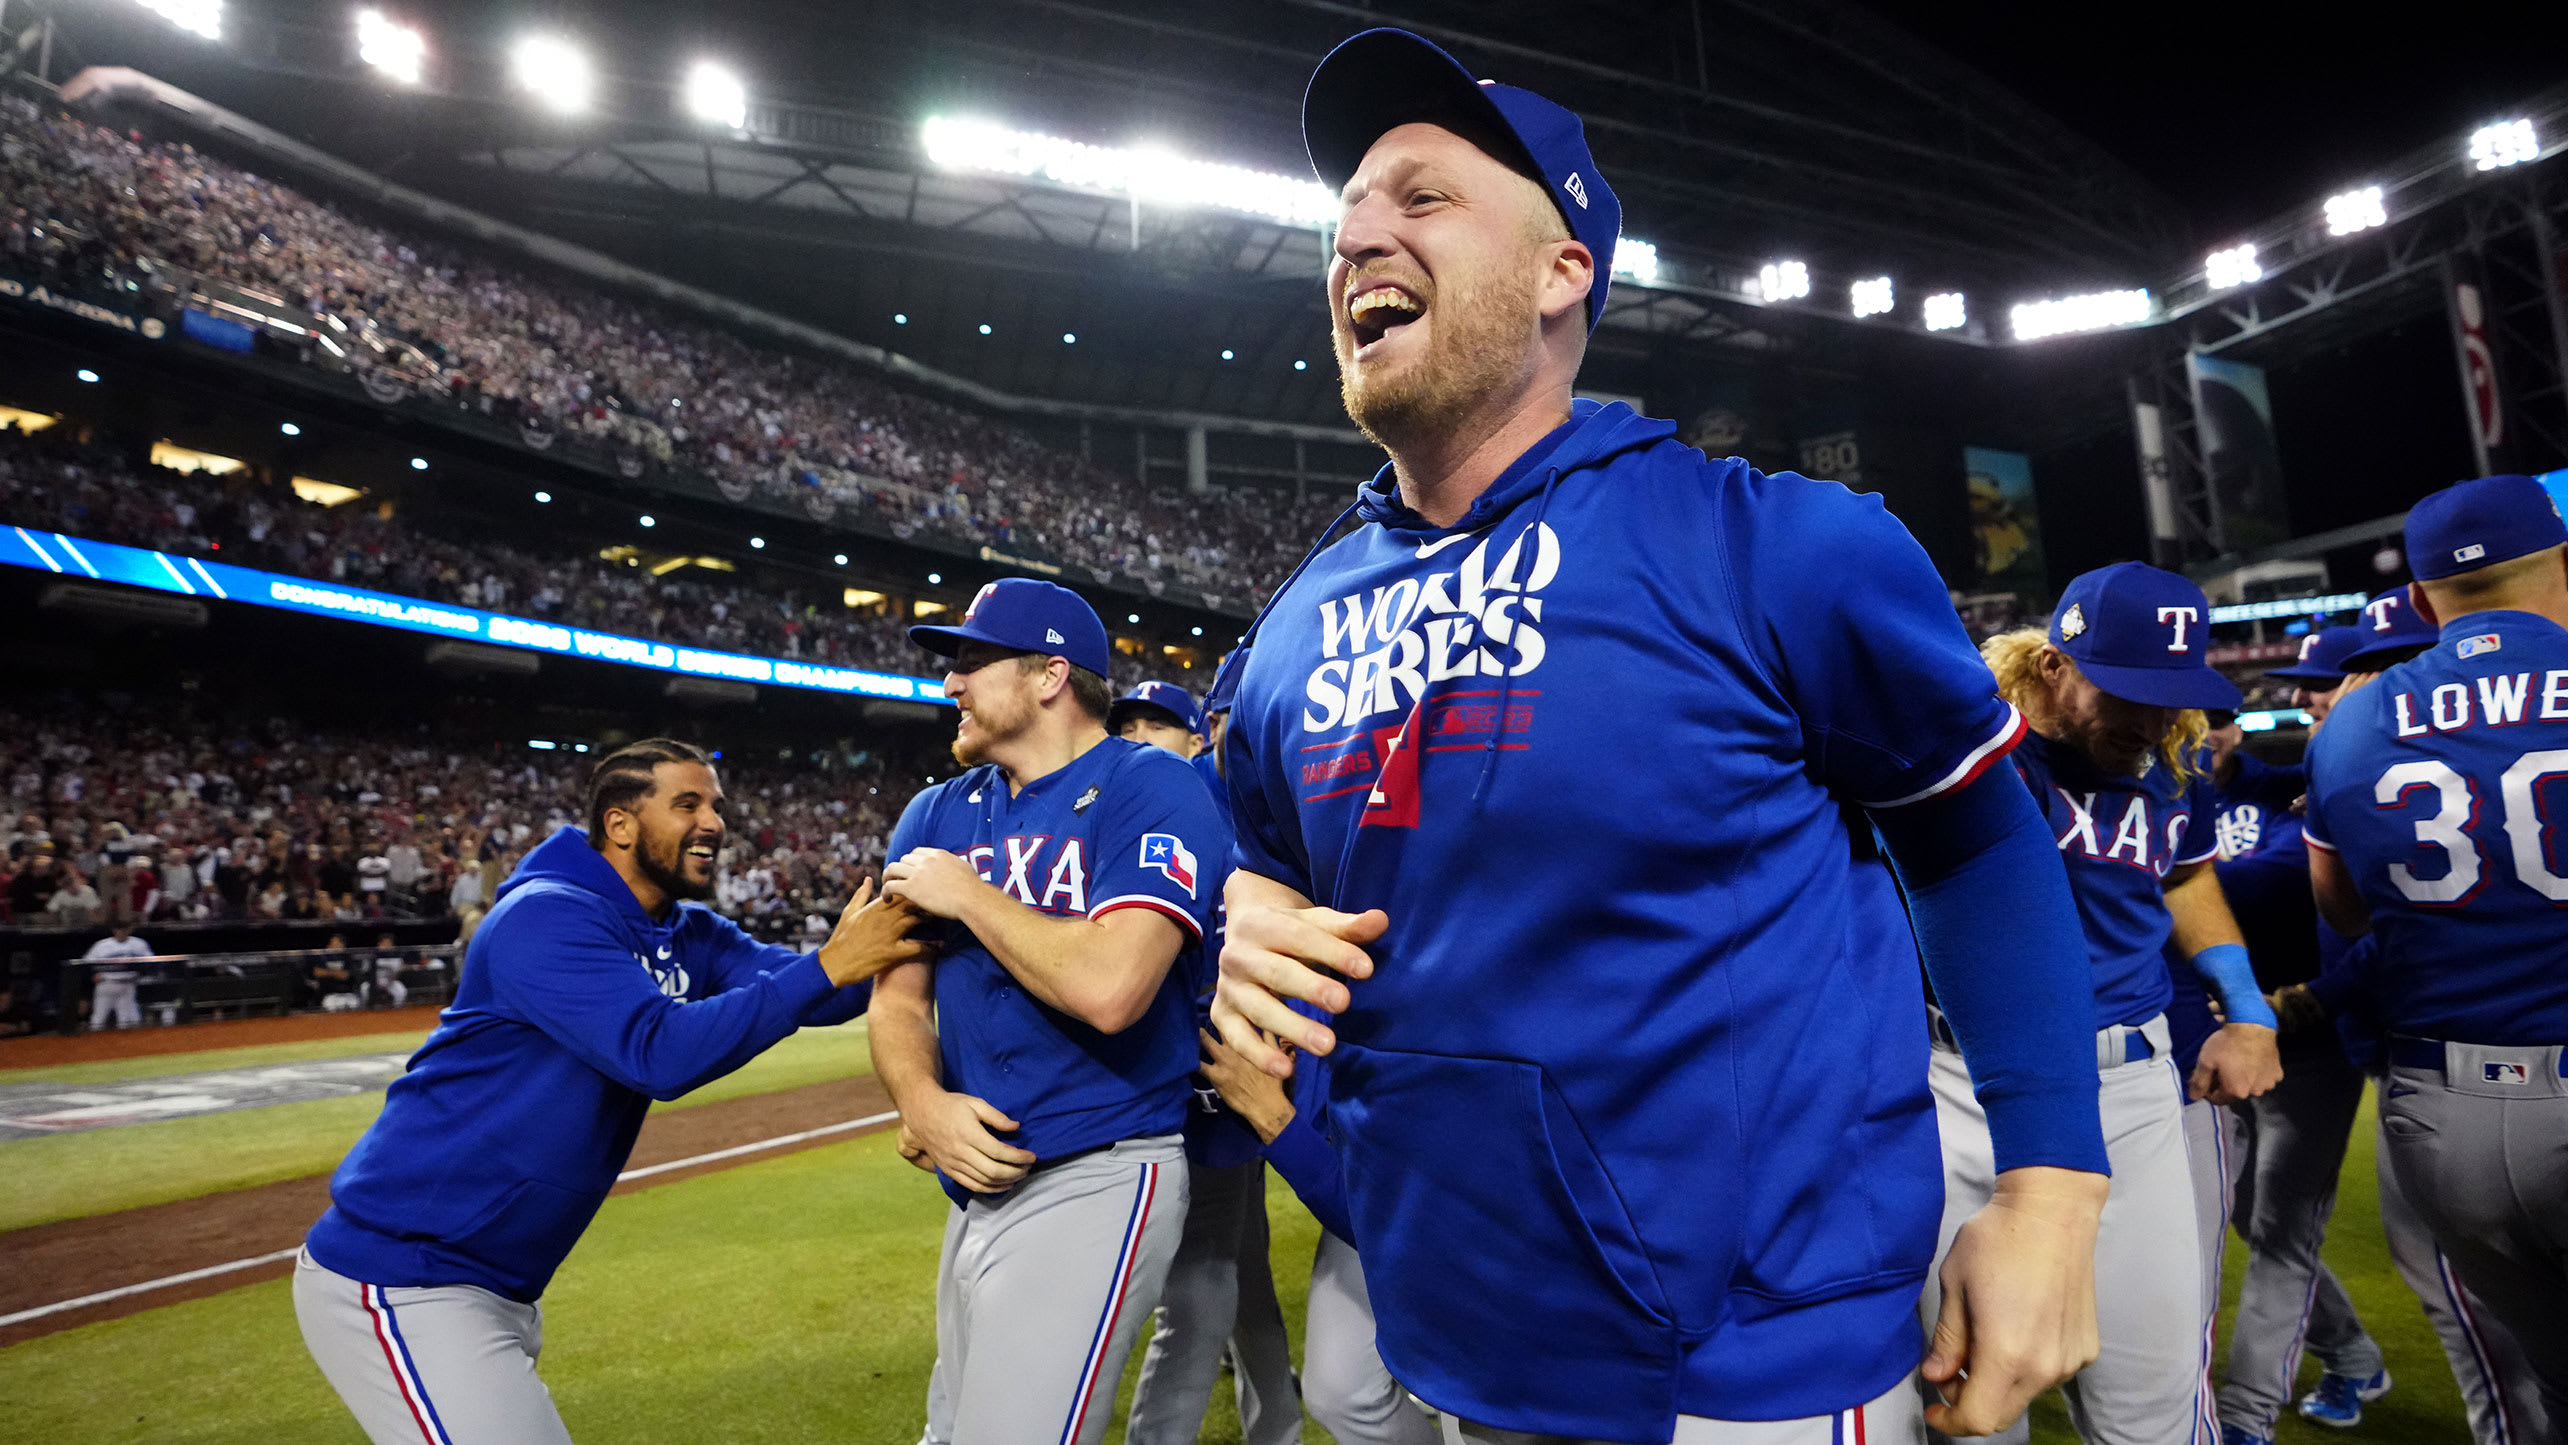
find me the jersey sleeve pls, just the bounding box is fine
[884,782,943,863]
[1720,470,2024,809]
[2174,774,2222,866]
[1087,752,1229,940]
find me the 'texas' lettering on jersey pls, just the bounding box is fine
[963,836,1095,913]
[1302,524,1561,733]
[2051,788,2196,876]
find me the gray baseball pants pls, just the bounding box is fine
[1923,1016,2206,1445]
[1307,1227,1440,1445]
[2374,1093,2550,1445]
[1124,1158,1301,1445]
[2216,1045,2384,1434]
[921,1135,1188,1445]
[2180,1095,2236,1426]
[1438,1371,1922,1444]
[2381,1043,2568,1431]
[293,1247,572,1445]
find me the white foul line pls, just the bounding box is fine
[0,1111,899,1331]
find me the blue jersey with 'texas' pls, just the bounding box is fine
[886,737,1225,1204]
[2303,611,2568,1045]
[2007,729,2217,1030]
[1224,400,2031,1437]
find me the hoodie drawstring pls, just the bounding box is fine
[1471,468,1562,805]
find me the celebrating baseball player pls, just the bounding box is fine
[1211,28,2115,1445]
[1963,564,2281,1445]
[872,579,1227,1445]
[2186,679,2390,1441]
[294,739,922,1445]
[2304,473,2568,1431]
[1111,678,1304,1445]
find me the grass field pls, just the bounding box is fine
[0,1022,873,1232]
[1,1048,2487,1444]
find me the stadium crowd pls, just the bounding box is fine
[0,94,1344,601]
[0,699,921,947]
[0,426,1156,687]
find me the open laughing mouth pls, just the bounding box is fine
[684,837,718,866]
[1346,281,1424,357]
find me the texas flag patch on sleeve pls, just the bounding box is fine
[1139,832,1199,897]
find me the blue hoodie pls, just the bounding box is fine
[1224,401,2096,1438]
[305,826,868,1302]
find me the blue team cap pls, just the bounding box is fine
[2404,473,2568,580]
[1304,28,1621,332]
[2048,562,2243,710]
[1108,681,1204,737]
[1203,648,1247,717]
[908,578,1111,679]
[2340,586,2441,673]
[2264,623,2364,684]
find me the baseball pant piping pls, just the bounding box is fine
[1125,1158,1302,1445]
[293,1247,572,1445]
[919,1135,1190,1445]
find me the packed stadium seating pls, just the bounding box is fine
[0,94,1348,603]
[1,696,917,947]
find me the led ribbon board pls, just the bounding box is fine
[2,526,950,704]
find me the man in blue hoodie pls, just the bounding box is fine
[1211,29,2111,1445]
[295,738,923,1445]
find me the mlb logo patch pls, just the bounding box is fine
[2483,1061,2531,1085]
[2458,633,2502,659]
[2454,543,2486,564]
[1139,832,1198,897]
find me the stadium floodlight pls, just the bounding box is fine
[1127,613,1142,624]
[354,10,425,86]
[2205,243,2261,290]
[280,422,302,436]
[1921,293,1967,332]
[512,34,593,115]
[534,491,551,503]
[2009,288,2154,341]
[1192,626,1203,636]
[1757,260,1811,303]
[894,313,908,324]
[640,515,657,528]
[1062,333,1076,344]
[927,572,942,584]
[684,61,747,130]
[1849,276,1894,319]
[2469,119,2539,172]
[1294,360,1308,371]
[409,456,428,470]
[2324,185,2387,236]
[978,323,992,335]
[1611,237,1659,285]
[77,369,101,383]
[921,115,1338,229]
[1221,349,1235,360]
[135,0,222,41]
[750,536,766,549]
[834,553,849,566]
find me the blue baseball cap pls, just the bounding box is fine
[2341,586,2441,672]
[1303,28,1621,332]
[908,578,1111,679]
[2405,473,2568,580]
[2265,623,2364,684]
[2048,562,2243,710]
[1108,681,1204,737]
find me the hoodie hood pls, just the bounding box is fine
[497,825,652,924]
[1350,398,1677,539]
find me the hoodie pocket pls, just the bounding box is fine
[1329,1043,1680,1438]
[451,1177,605,1277]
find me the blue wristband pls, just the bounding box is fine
[2191,943,2278,1030]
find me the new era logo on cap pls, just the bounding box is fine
[1046,629,1064,644]
[1564,172,1588,209]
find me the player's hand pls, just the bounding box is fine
[895,1117,933,1175]
[901,1088,1035,1193]
[815,879,932,988]
[2191,1021,2284,1104]
[1197,1028,1296,1144]
[1212,900,1387,1077]
[2270,983,2330,1037]
[882,848,986,921]
[1922,1165,2106,1437]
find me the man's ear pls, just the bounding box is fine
[2407,580,2439,628]
[1041,656,1073,705]
[1539,238,1595,324]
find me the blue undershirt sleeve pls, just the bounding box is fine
[1872,766,2109,1177]
[1263,1111,1355,1244]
